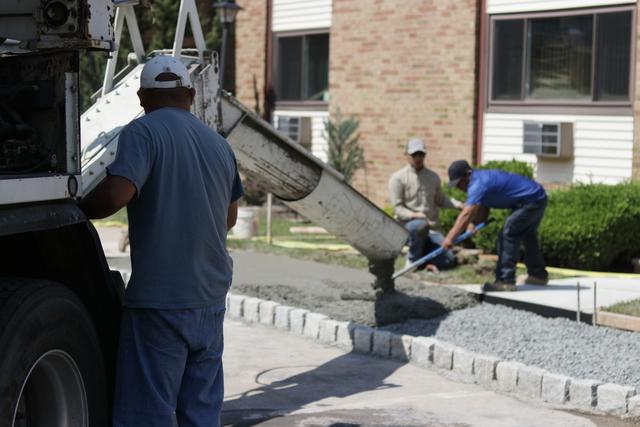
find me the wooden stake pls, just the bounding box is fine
[266,193,273,245]
[593,281,597,326]
[576,281,581,323]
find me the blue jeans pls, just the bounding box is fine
[495,199,548,284]
[404,219,457,270]
[113,306,226,427]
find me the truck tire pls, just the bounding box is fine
[0,279,108,427]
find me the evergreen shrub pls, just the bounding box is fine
[539,182,640,270]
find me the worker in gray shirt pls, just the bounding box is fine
[81,56,243,427]
[389,138,461,270]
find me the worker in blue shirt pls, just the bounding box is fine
[442,160,548,292]
[81,56,243,426]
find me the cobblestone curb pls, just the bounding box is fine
[226,292,637,419]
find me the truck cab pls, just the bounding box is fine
[0,1,121,425]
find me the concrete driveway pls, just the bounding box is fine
[223,320,616,427]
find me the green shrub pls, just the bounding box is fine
[480,159,534,179]
[324,110,364,183]
[539,182,640,270]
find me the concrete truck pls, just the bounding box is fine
[0,0,408,424]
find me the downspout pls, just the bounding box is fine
[474,0,487,165]
[264,0,274,123]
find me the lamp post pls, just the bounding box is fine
[213,0,242,93]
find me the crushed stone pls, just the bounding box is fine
[382,303,640,390]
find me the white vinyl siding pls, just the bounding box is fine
[273,110,330,162]
[273,0,331,32]
[488,0,635,14]
[483,113,633,184]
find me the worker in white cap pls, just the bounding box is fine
[388,138,462,271]
[81,55,243,426]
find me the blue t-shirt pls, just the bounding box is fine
[108,107,244,309]
[465,169,546,209]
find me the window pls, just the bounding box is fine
[490,9,633,105]
[275,33,329,103]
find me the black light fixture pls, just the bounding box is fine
[213,1,242,24]
[213,0,243,92]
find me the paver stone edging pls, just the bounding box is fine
[226,292,637,418]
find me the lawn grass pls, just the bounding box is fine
[226,238,372,270]
[603,298,640,317]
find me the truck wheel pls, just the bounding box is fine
[0,279,108,427]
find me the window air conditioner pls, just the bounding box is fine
[523,121,573,159]
[276,116,312,150]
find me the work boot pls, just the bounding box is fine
[517,274,548,286]
[482,281,516,292]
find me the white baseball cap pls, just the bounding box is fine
[406,138,426,155]
[140,55,192,89]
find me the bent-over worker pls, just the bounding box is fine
[442,160,548,292]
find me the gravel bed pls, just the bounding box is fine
[382,303,640,390]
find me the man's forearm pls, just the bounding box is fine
[79,175,136,219]
[393,204,418,221]
[439,196,463,210]
[79,195,121,219]
[445,205,477,241]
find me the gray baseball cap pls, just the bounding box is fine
[406,138,426,155]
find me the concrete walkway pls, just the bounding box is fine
[223,319,613,427]
[456,278,640,315]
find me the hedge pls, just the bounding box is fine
[539,182,640,270]
[439,160,640,271]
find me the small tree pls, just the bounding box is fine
[324,110,365,183]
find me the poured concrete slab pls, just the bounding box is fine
[454,277,640,319]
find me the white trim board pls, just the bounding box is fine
[0,176,74,205]
[487,0,636,14]
[273,0,331,32]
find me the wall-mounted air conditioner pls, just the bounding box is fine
[276,116,312,150]
[523,121,573,159]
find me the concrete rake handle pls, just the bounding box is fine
[391,220,494,280]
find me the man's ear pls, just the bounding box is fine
[188,87,196,105]
[137,88,146,107]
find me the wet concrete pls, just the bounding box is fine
[231,251,477,326]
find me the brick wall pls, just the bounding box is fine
[234,0,267,116]
[330,0,479,206]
